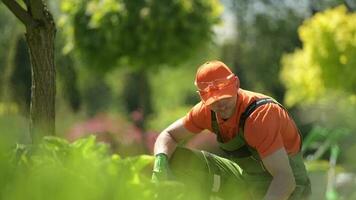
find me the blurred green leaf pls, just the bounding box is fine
[60,0,222,72]
[0,135,213,200]
[281,6,356,106]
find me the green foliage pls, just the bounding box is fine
[280,6,356,158]
[300,94,356,170]
[280,6,356,106]
[0,135,201,200]
[147,106,191,131]
[59,0,222,72]
[147,61,203,130]
[280,8,356,199]
[302,125,349,160]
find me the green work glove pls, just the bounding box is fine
[152,153,169,183]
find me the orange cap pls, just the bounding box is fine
[195,61,239,105]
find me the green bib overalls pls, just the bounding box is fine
[170,98,311,200]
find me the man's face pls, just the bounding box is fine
[209,95,237,119]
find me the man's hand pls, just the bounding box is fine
[152,118,195,182]
[152,153,170,182]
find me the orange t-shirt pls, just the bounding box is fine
[183,89,301,158]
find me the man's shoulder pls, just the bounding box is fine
[239,89,270,99]
[238,89,271,108]
[184,101,211,132]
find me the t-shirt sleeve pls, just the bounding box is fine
[183,103,209,134]
[244,103,285,158]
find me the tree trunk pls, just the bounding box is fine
[2,0,57,142]
[25,7,56,142]
[123,70,152,130]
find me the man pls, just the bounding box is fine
[152,61,311,200]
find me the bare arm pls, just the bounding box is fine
[154,118,194,158]
[262,148,296,200]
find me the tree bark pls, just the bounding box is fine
[2,0,56,142]
[26,8,56,142]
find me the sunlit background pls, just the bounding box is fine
[0,0,355,199]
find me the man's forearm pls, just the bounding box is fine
[153,131,178,158]
[263,174,296,200]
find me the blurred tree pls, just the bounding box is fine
[59,0,222,128]
[1,28,21,104]
[0,3,80,118]
[280,6,356,199]
[0,4,18,100]
[280,6,356,106]
[82,75,113,116]
[229,0,307,101]
[309,0,355,14]
[10,37,32,114]
[281,6,356,179]
[1,0,56,142]
[122,70,152,128]
[56,53,82,113]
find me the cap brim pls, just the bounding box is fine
[202,85,237,106]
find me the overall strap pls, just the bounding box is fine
[211,111,223,143]
[239,98,276,130]
[238,98,278,160]
[210,98,308,185]
[241,98,304,151]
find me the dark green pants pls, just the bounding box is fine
[170,147,311,200]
